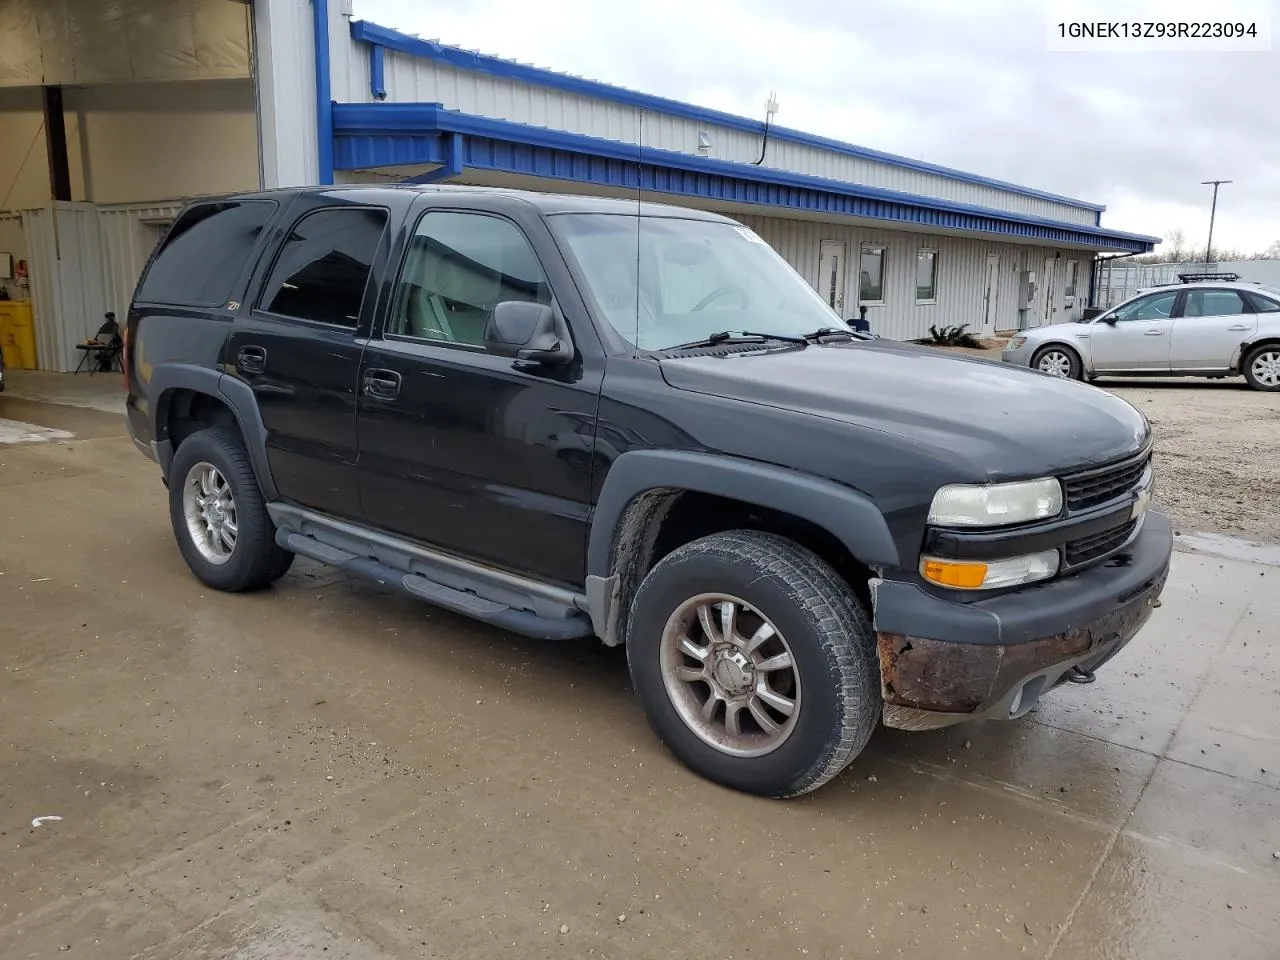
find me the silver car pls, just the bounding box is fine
[1002,280,1280,391]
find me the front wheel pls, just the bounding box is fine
[1032,345,1082,380]
[1243,345,1280,391]
[626,531,881,798]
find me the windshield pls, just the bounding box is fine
[549,213,848,350]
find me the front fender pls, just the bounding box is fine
[583,450,899,644]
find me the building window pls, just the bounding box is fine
[1063,260,1078,301]
[859,244,885,304]
[915,248,938,303]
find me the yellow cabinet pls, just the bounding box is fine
[0,301,37,369]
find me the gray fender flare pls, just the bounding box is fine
[583,449,899,645]
[147,364,277,501]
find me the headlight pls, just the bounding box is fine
[1008,336,1027,349]
[921,550,1060,590]
[928,478,1063,527]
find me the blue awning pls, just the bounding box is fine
[331,102,1158,253]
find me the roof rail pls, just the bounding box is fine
[1176,272,1240,283]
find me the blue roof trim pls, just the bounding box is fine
[331,103,1157,252]
[350,19,1107,214]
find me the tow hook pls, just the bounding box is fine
[1068,665,1096,685]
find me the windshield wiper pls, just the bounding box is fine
[801,326,873,342]
[668,330,808,350]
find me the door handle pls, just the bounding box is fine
[362,369,401,400]
[1144,330,1165,336]
[1228,324,1250,331]
[237,345,267,373]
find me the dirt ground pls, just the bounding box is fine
[2,374,1279,960]
[1104,381,1280,542]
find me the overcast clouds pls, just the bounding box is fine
[354,0,1279,255]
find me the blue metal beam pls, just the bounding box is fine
[404,132,466,184]
[369,44,386,101]
[312,0,334,185]
[331,103,1158,252]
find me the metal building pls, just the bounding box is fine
[0,0,1158,370]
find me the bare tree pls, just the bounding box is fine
[1126,227,1277,264]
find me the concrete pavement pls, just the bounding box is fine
[1,375,1277,959]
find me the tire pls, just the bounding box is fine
[626,530,880,798]
[1031,344,1082,380]
[1242,344,1280,392]
[167,427,294,591]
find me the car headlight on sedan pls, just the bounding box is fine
[928,478,1063,527]
[1008,336,1027,349]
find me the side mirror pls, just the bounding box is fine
[483,301,574,366]
[1102,316,1118,325]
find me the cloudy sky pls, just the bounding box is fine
[353,0,1279,256]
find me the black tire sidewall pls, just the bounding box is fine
[627,539,872,797]
[1034,345,1081,380]
[167,428,284,591]
[1244,346,1280,391]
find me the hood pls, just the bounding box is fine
[658,340,1150,481]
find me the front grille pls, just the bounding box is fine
[1065,520,1137,567]
[1063,453,1150,512]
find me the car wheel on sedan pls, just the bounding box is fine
[1032,345,1081,380]
[1243,344,1280,392]
[626,530,881,798]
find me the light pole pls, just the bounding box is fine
[1201,179,1232,265]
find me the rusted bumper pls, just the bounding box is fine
[872,511,1172,730]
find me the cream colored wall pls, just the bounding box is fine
[67,78,258,204]
[0,86,53,207]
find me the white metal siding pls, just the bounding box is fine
[736,214,1087,340]
[20,203,110,372]
[343,49,1099,227]
[7,201,181,371]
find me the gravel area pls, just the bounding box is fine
[927,345,1280,541]
[1102,379,1280,542]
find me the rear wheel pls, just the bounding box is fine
[1243,345,1280,391]
[168,427,294,591]
[627,530,880,798]
[1032,345,1081,380]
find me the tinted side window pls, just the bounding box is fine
[388,211,550,346]
[260,208,389,327]
[1248,293,1280,313]
[136,201,275,306]
[1183,290,1247,317]
[1114,291,1176,321]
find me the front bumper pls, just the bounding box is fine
[1000,341,1034,368]
[872,510,1172,729]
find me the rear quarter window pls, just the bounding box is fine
[135,200,277,307]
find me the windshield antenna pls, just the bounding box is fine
[753,92,779,166]
[634,107,643,358]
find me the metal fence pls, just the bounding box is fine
[1095,259,1280,309]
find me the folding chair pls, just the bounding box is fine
[74,313,122,375]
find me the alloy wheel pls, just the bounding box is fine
[182,462,238,564]
[659,594,802,757]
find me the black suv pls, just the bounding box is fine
[125,185,1171,798]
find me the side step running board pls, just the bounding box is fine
[276,530,594,641]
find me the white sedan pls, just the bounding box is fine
[1001,280,1280,391]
